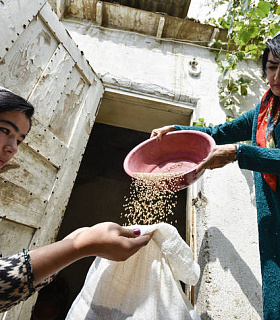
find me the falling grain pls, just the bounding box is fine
[120,171,183,226]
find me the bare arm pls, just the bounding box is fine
[30,222,152,285]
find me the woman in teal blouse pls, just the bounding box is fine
[151,34,280,320]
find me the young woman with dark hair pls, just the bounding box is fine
[0,87,34,121]
[0,87,153,312]
[151,33,280,320]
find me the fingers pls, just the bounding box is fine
[119,227,142,238]
[129,232,153,248]
[195,162,205,173]
[150,130,157,139]
[195,155,211,173]
[150,125,174,140]
[119,232,154,260]
[195,144,236,173]
[118,228,154,258]
[119,227,154,240]
[196,157,221,173]
[150,129,163,140]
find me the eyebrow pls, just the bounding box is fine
[0,119,26,139]
[267,60,279,65]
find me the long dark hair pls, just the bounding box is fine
[262,32,280,77]
[0,88,34,127]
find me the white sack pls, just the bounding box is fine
[66,223,201,320]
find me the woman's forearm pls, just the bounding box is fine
[29,222,152,285]
[29,238,81,286]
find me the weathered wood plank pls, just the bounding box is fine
[0,2,104,319]
[0,16,58,99]
[0,294,38,320]
[97,88,193,132]
[39,2,98,84]
[82,78,102,132]
[31,81,104,247]
[0,0,47,62]
[67,0,96,20]
[24,118,68,168]
[0,178,47,229]
[49,67,88,143]
[0,302,22,320]
[0,219,34,256]
[29,43,75,126]
[0,144,58,199]
[15,295,38,320]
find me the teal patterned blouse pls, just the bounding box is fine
[175,102,280,320]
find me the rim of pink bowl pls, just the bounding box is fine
[123,130,216,179]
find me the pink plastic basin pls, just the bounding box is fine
[123,130,216,190]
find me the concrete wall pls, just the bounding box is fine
[63,19,266,319]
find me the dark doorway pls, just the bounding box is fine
[31,123,187,320]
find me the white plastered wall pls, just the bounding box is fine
[63,19,265,319]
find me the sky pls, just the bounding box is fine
[188,0,227,23]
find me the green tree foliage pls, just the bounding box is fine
[207,0,280,118]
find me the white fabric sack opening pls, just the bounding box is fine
[66,223,201,320]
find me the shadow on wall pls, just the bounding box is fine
[241,168,256,206]
[196,227,263,319]
[200,313,213,320]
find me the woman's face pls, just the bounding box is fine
[266,51,280,96]
[0,111,30,169]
